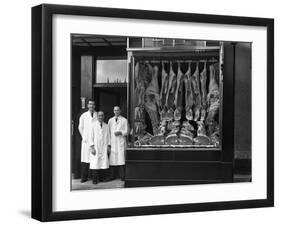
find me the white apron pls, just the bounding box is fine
[78,111,97,163]
[88,121,110,169]
[108,116,128,166]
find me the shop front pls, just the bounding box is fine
[71,35,251,189]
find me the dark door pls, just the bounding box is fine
[95,88,121,123]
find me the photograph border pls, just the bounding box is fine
[31,4,274,221]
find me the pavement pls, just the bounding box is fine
[72,178,125,190]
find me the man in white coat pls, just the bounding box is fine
[108,106,128,181]
[78,99,97,183]
[89,111,111,184]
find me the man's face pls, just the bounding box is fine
[97,112,104,122]
[87,101,95,112]
[113,107,121,117]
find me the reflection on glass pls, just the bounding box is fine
[96,59,127,83]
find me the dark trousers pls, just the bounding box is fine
[80,162,89,180]
[92,169,110,183]
[110,165,125,180]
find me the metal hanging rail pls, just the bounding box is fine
[127,46,221,52]
[138,59,218,63]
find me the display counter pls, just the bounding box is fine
[125,148,232,187]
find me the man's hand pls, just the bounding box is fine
[114,131,122,136]
[91,146,96,155]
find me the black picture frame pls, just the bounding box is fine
[31,4,274,221]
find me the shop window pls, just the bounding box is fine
[96,59,127,83]
[128,46,223,149]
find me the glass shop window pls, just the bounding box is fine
[96,59,127,83]
[131,57,221,148]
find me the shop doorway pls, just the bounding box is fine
[94,86,127,122]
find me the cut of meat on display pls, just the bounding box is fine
[133,58,221,148]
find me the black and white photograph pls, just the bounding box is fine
[0,0,278,224]
[71,35,252,190]
[30,3,274,221]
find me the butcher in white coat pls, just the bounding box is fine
[89,111,111,184]
[108,106,128,181]
[78,99,97,183]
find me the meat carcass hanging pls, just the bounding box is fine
[160,62,169,106]
[165,62,177,121]
[159,62,169,120]
[134,62,146,136]
[206,64,220,125]
[134,106,145,122]
[134,62,146,107]
[183,62,194,121]
[134,62,153,137]
[191,62,202,121]
[200,61,208,121]
[144,64,160,135]
[174,62,184,121]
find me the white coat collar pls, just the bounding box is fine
[114,115,123,123]
[88,110,96,119]
[97,121,104,128]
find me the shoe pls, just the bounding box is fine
[102,178,112,182]
[80,178,88,183]
[92,180,98,184]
